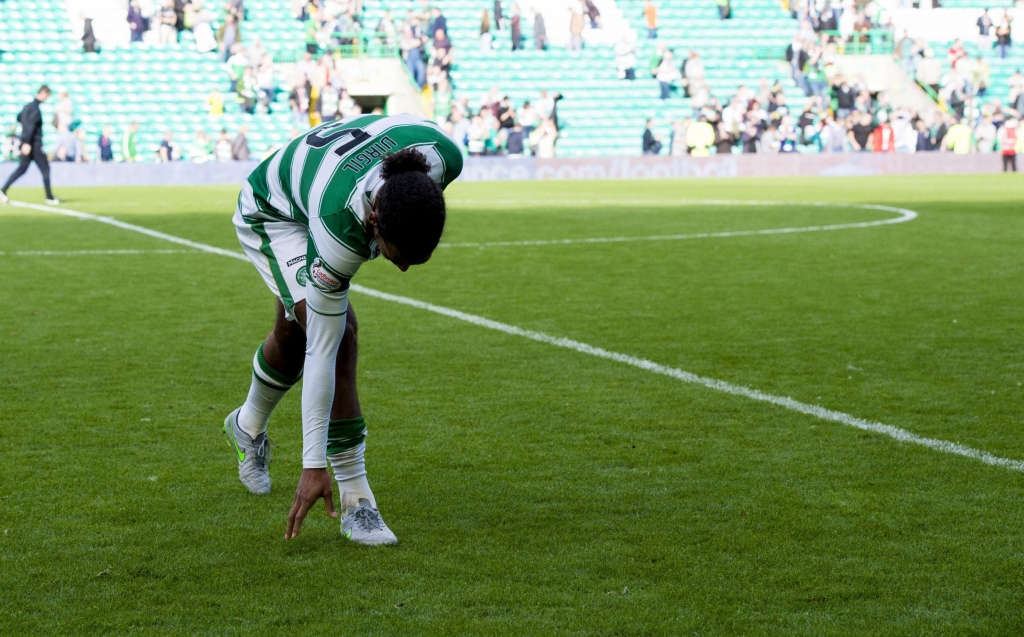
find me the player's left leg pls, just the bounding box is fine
[327,305,398,545]
[31,146,57,203]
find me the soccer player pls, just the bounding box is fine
[0,86,59,205]
[225,114,462,545]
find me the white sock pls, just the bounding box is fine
[329,442,376,510]
[237,345,300,438]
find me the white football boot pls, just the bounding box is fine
[223,408,272,494]
[341,498,398,546]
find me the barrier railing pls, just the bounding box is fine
[274,34,399,63]
[820,29,893,55]
[915,79,950,113]
[755,29,893,60]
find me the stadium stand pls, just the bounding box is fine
[925,36,1024,105]
[0,0,296,161]
[401,0,803,156]
[0,0,806,159]
[0,0,1020,161]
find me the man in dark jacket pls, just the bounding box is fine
[82,16,98,52]
[834,79,856,119]
[584,0,601,28]
[428,7,447,38]
[493,0,503,30]
[511,6,522,50]
[642,119,662,154]
[532,8,547,50]
[127,0,146,42]
[231,125,251,160]
[0,86,59,204]
[816,9,837,32]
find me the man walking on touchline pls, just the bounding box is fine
[225,114,463,545]
[0,86,59,205]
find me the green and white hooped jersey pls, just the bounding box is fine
[244,114,464,293]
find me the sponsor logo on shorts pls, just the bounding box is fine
[286,255,306,267]
[309,257,343,291]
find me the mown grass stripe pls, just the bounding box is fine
[13,199,1022,475]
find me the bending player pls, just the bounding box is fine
[225,114,463,545]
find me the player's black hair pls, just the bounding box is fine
[38,85,51,95]
[375,148,446,265]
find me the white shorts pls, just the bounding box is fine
[233,184,309,321]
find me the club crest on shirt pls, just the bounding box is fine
[309,257,343,291]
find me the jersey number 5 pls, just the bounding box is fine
[306,124,371,157]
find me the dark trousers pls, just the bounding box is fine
[1003,154,1017,172]
[2,144,54,199]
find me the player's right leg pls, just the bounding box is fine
[224,300,305,493]
[226,185,310,493]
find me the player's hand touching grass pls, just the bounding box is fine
[285,468,337,540]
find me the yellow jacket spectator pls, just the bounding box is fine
[942,121,974,155]
[686,119,715,157]
[205,89,225,116]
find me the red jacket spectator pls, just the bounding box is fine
[998,122,1017,156]
[872,122,896,153]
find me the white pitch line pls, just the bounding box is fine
[352,284,1024,473]
[8,199,1022,474]
[0,249,199,256]
[441,200,917,248]
[2,200,249,261]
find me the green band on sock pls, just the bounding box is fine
[255,344,302,388]
[327,416,366,453]
[252,371,291,392]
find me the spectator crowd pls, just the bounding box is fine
[639,72,1024,165]
[473,1,604,54]
[17,0,1003,167]
[126,0,247,52]
[635,2,1020,164]
[426,87,564,158]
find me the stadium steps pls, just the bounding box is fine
[2,0,811,160]
[381,0,806,156]
[925,38,1023,109]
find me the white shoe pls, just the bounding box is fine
[223,408,272,494]
[0,192,8,204]
[341,498,398,546]
[45,198,60,205]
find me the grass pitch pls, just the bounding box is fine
[1,175,1023,635]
